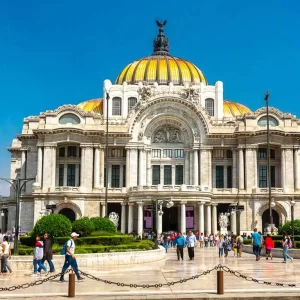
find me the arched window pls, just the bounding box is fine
[128,97,137,113]
[112,97,122,115]
[258,116,279,127]
[59,113,80,125]
[205,98,214,116]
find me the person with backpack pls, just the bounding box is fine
[59,232,85,282]
[282,233,293,263]
[32,235,48,276]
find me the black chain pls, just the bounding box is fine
[0,270,71,292]
[0,264,298,292]
[218,265,298,288]
[79,266,219,288]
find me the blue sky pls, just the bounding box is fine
[0,1,299,195]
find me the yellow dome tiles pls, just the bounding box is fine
[223,100,251,118]
[115,56,207,86]
[77,98,103,114]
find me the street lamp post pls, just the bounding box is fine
[151,199,174,234]
[289,198,296,248]
[0,177,35,255]
[104,91,110,218]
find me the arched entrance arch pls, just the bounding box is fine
[262,209,279,232]
[59,208,76,222]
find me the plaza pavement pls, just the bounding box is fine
[0,246,300,299]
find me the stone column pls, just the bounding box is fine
[126,149,131,188]
[37,146,43,186]
[51,146,56,189]
[184,150,190,184]
[232,148,237,188]
[295,148,300,190]
[101,202,106,218]
[128,203,134,234]
[197,201,205,233]
[193,149,199,185]
[208,149,212,189]
[146,150,152,186]
[121,202,126,234]
[63,164,67,186]
[230,212,237,235]
[42,146,52,190]
[160,165,164,185]
[139,149,146,186]
[120,164,124,188]
[245,148,255,190]
[80,146,86,188]
[20,150,26,179]
[137,202,143,237]
[157,210,163,235]
[212,204,218,234]
[285,148,295,191]
[205,204,212,234]
[99,148,105,188]
[107,165,112,188]
[189,151,193,184]
[180,201,186,233]
[126,148,138,187]
[94,147,100,189]
[172,165,176,185]
[281,148,286,189]
[253,148,258,188]
[238,147,244,190]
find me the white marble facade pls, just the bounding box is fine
[4,25,300,236]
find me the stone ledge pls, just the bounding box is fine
[9,246,166,270]
[243,244,300,259]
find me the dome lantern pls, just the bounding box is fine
[153,20,169,56]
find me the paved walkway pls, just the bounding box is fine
[0,246,299,299]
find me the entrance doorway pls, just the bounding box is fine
[162,206,178,232]
[262,209,279,232]
[59,208,76,222]
[108,203,121,230]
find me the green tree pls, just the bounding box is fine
[32,214,72,237]
[72,217,95,236]
[279,220,300,235]
[90,217,116,232]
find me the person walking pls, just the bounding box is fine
[38,233,55,274]
[264,234,274,260]
[204,234,209,247]
[59,232,85,282]
[173,232,186,260]
[199,233,204,248]
[282,233,293,263]
[186,231,197,260]
[251,228,261,261]
[218,236,224,258]
[236,234,244,257]
[32,235,48,276]
[223,236,231,257]
[163,237,169,253]
[1,236,12,275]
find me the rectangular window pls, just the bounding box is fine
[59,147,65,157]
[258,148,267,159]
[175,149,184,158]
[111,165,120,188]
[112,97,122,115]
[270,149,275,159]
[226,149,233,159]
[227,166,232,188]
[216,166,224,188]
[175,165,184,185]
[111,149,121,157]
[163,149,172,158]
[152,165,160,185]
[164,165,172,185]
[259,166,267,188]
[67,164,76,186]
[152,149,161,158]
[123,165,126,187]
[67,146,77,157]
[214,149,224,159]
[59,164,64,186]
[128,97,137,113]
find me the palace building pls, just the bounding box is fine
[3,22,300,235]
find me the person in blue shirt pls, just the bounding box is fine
[251,228,261,261]
[173,232,186,260]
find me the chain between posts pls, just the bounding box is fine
[0,265,298,292]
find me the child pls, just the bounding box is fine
[32,235,48,276]
[163,237,169,253]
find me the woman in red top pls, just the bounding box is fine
[264,234,274,260]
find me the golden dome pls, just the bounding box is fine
[115,56,207,86]
[116,21,206,86]
[77,98,103,114]
[223,100,251,118]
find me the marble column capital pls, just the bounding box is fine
[136,201,144,206]
[211,203,218,207]
[44,143,57,148]
[80,143,94,148]
[205,202,212,206]
[197,201,206,205]
[121,202,127,206]
[128,202,135,206]
[180,201,187,205]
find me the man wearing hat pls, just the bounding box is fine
[59,232,84,282]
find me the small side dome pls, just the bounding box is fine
[77,98,103,114]
[223,100,251,118]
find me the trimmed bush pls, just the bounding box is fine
[90,217,116,232]
[279,220,300,235]
[31,214,72,238]
[72,217,95,237]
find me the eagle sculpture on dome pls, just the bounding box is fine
[156,20,167,29]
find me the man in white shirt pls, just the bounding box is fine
[59,232,84,282]
[186,231,197,260]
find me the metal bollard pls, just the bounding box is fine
[217,270,224,295]
[68,272,76,297]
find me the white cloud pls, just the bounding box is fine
[0,181,10,197]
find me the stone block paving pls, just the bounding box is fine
[1,246,300,299]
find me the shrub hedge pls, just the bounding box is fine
[72,217,95,237]
[21,235,134,247]
[90,217,116,232]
